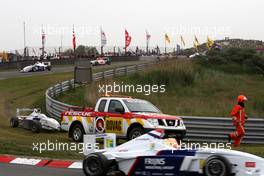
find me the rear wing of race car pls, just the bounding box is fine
[16,108,41,117]
[83,133,116,156]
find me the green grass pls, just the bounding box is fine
[57,60,264,118]
[56,59,264,157]
[0,72,82,159]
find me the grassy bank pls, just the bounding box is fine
[58,60,264,118]
[0,72,81,159]
[56,59,264,157]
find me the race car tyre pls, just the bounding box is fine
[204,155,231,176]
[71,123,85,142]
[83,153,109,176]
[31,120,41,133]
[47,66,51,71]
[10,117,19,128]
[128,126,145,140]
[32,67,37,72]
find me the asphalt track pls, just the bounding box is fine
[0,60,147,80]
[0,163,84,176]
[0,66,74,80]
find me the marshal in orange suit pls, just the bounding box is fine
[228,95,248,147]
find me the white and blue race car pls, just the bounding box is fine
[20,61,51,72]
[82,130,264,176]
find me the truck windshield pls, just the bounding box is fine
[123,99,161,113]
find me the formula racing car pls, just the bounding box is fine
[82,130,264,176]
[10,108,60,133]
[90,57,111,66]
[20,61,52,72]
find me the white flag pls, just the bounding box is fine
[100,27,107,47]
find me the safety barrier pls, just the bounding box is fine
[45,63,264,144]
[45,63,149,119]
[182,116,264,144]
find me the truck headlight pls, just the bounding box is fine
[147,119,159,127]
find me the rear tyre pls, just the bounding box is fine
[10,117,19,127]
[70,123,85,142]
[83,153,109,176]
[204,155,231,176]
[32,67,37,72]
[128,126,144,140]
[31,120,41,133]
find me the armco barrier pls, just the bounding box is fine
[45,63,264,144]
[45,63,149,119]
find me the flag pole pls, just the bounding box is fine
[73,24,75,53]
[146,31,148,55]
[146,37,148,55]
[41,24,44,57]
[23,22,27,57]
[100,27,103,56]
[165,35,167,55]
[60,34,63,54]
[125,29,127,55]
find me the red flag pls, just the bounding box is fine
[146,30,151,41]
[72,27,76,51]
[125,29,132,49]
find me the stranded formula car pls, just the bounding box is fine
[82,130,264,176]
[10,108,60,133]
[20,61,52,72]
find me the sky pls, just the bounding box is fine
[0,0,263,52]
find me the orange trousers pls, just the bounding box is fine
[229,123,245,147]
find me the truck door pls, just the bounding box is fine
[104,100,125,135]
[93,99,107,133]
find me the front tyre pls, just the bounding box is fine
[32,67,37,72]
[31,120,41,133]
[10,117,19,127]
[83,153,109,176]
[70,123,85,142]
[204,155,231,176]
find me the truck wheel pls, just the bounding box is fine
[204,155,231,176]
[10,117,19,127]
[31,121,41,133]
[83,153,109,176]
[128,126,144,140]
[71,124,85,142]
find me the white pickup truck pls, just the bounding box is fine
[61,96,186,142]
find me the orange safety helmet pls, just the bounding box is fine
[237,95,247,103]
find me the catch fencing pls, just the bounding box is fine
[45,63,264,144]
